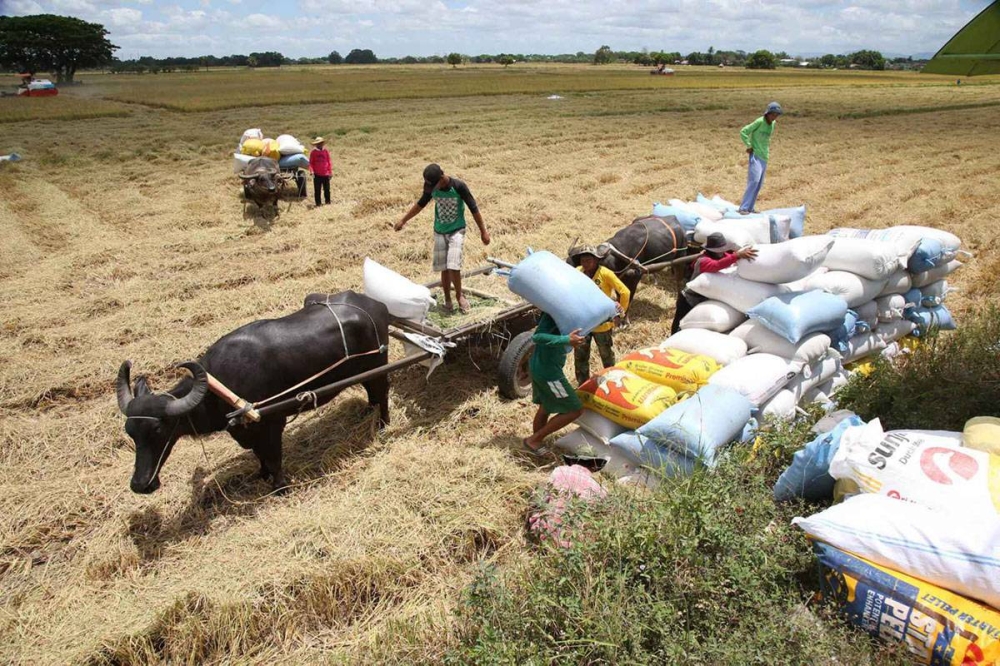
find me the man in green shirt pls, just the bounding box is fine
[523,313,585,455]
[395,164,491,313]
[738,101,782,214]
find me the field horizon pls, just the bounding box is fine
[1,65,999,664]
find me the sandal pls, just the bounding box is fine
[522,438,549,457]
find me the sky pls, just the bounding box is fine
[0,0,991,60]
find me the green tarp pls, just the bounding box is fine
[923,1,1000,76]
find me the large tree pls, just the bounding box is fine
[0,14,118,83]
[593,45,613,65]
[344,48,377,64]
[328,50,342,65]
[745,50,777,70]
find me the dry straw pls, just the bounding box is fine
[0,66,998,663]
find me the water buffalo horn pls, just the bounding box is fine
[238,173,256,180]
[116,360,134,413]
[164,362,209,416]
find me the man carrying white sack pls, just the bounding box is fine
[670,232,757,334]
[394,164,490,314]
[738,101,782,215]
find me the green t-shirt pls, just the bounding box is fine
[432,186,467,235]
[740,116,776,162]
[529,313,571,381]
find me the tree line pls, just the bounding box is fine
[0,13,914,83]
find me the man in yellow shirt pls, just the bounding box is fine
[570,245,631,386]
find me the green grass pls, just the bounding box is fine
[836,305,1000,431]
[446,415,909,665]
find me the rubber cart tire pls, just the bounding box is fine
[498,330,535,399]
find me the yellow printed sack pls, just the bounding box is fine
[240,138,264,156]
[260,138,281,160]
[813,540,1000,666]
[965,417,1000,458]
[615,346,720,394]
[577,368,678,429]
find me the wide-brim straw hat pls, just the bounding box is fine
[311,137,326,145]
[569,244,609,260]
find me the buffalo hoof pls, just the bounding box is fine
[272,477,290,495]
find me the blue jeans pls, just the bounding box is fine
[740,154,767,212]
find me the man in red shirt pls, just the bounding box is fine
[308,137,332,207]
[670,232,758,333]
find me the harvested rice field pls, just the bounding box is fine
[1,64,1000,664]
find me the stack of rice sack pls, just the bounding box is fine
[781,416,1000,664]
[652,193,807,240]
[556,328,756,483]
[232,128,309,173]
[828,225,971,345]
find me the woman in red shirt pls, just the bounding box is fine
[670,232,758,333]
[308,137,332,207]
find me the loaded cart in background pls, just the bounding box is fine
[232,129,308,199]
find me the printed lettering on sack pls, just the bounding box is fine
[815,541,1000,666]
[577,369,678,429]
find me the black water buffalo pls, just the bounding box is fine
[239,156,285,211]
[570,215,690,298]
[116,290,389,494]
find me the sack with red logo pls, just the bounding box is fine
[829,419,999,516]
[615,346,720,394]
[577,368,679,429]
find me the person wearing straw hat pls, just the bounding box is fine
[308,136,332,207]
[738,101,782,214]
[569,244,630,386]
[670,232,757,334]
[394,163,490,313]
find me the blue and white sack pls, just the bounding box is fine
[507,250,618,336]
[747,290,848,344]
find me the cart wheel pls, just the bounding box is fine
[498,330,535,399]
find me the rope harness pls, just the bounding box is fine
[607,216,683,276]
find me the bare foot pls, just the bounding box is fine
[458,296,471,314]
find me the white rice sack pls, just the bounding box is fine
[707,353,796,406]
[877,268,912,296]
[688,202,725,221]
[239,127,263,149]
[661,329,748,366]
[711,195,739,212]
[841,332,886,363]
[793,493,1000,609]
[781,267,828,293]
[736,236,834,284]
[693,219,756,250]
[803,380,834,406]
[822,238,911,280]
[804,270,888,309]
[727,215,787,244]
[730,320,831,369]
[363,257,435,320]
[854,301,878,330]
[687,270,784,313]
[920,280,951,305]
[554,411,637,479]
[877,319,916,344]
[875,294,905,322]
[679,300,746,332]
[830,419,990,515]
[232,152,254,174]
[761,352,843,420]
[911,259,964,289]
[276,134,305,155]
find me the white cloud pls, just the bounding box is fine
[243,12,283,29]
[4,0,987,59]
[106,6,141,26]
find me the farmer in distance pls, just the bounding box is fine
[395,164,490,314]
[670,232,758,334]
[570,244,631,386]
[738,101,782,215]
